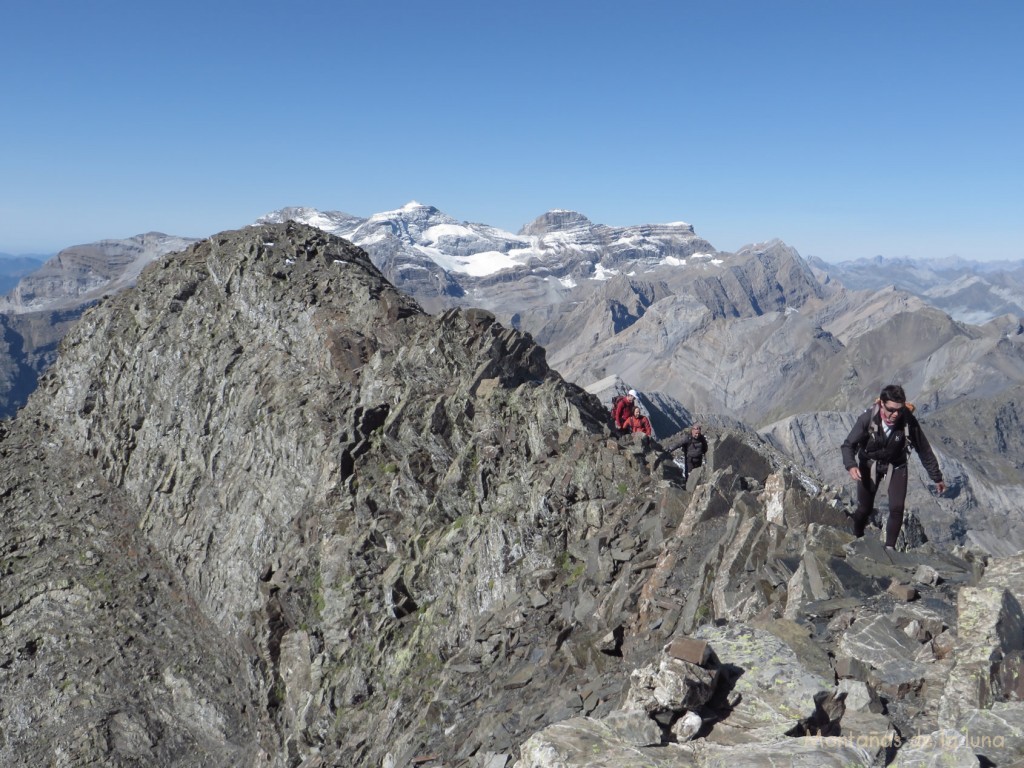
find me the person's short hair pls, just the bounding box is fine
[691,423,702,430]
[880,384,906,404]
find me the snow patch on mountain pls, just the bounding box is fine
[592,264,620,281]
[415,245,521,277]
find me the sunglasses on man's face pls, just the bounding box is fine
[880,402,904,415]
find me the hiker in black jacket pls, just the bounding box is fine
[841,384,946,548]
[679,423,709,480]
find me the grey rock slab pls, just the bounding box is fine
[978,553,1024,605]
[600,709,665,747]
[784,552,846,619]
[868,658,930,700]
[839,614,923,668]
[837,708,897,754]
[940,585,1024,728]
[513,716,699,767]
[955,702,1024,766]
[804,522,858,557]
[891,728,981,768]
[751,618,835,683]
[802,596,865,618]
[692,736,875,767]
[836,679,883,714]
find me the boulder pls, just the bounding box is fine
[624,656,719,715]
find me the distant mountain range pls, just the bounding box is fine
[807,254,1024,325]
[0,234,196,314]
[2,203,1023,553]
[0,253,46,295]
[254,203,720,318]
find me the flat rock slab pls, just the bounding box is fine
[694,736,874,767]
[979,554,1024,604]
[513,717,698,767]
[750,618,834,682]
[891,728,982,768]
[838,708,897,754]
[801,596,864,618]
[839,614,922,668]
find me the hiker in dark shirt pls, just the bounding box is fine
[841,384,946,549]
[679,423,708,479]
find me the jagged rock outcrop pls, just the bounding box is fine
[687,240,826,321]
[533,275,673,356]
[0,222,689,766]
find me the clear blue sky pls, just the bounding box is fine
[2,0,1022,261]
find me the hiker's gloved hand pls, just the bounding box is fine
[936,481,946,495]
[848,467,861,481]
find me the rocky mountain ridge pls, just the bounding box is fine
[3,223,1023,767]
[2,207,1023,554]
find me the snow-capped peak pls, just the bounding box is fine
[255,203,718,280]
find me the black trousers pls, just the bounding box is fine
[851,462,909,547]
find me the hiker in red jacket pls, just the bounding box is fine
[611,389,638,431]
[623,405,652,436]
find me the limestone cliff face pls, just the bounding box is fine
[0,233,197,314]
[0,233,197,417]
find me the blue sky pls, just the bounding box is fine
[2,0,1022,261]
